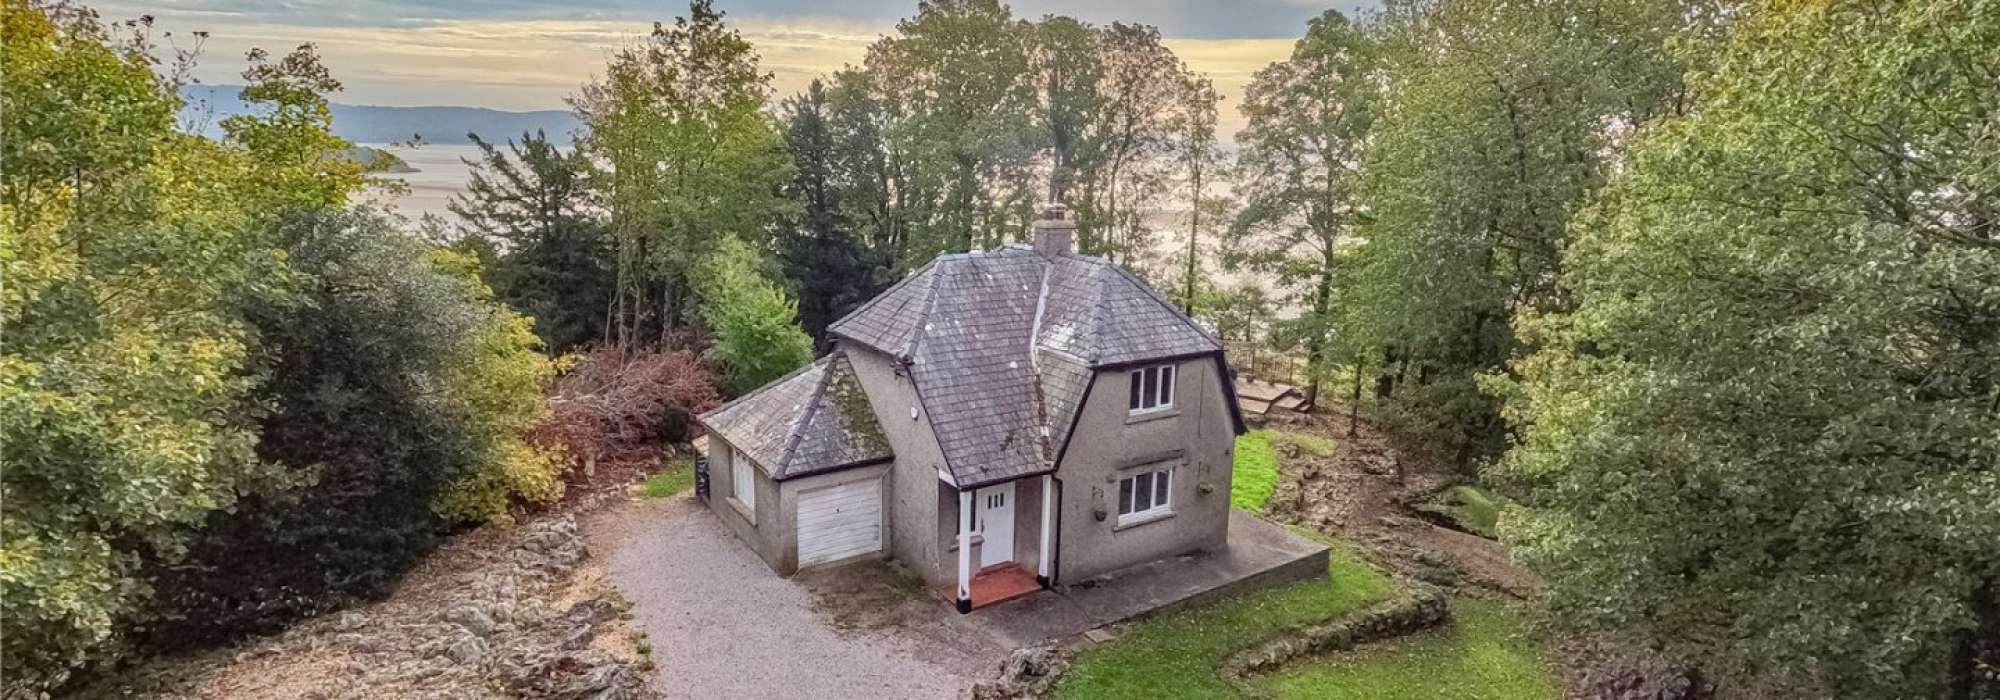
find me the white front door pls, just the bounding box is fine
[976,481,1016,569]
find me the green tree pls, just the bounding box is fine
[449,130,612,353]
[865,0,1039,256]
[0,4,364,685]
[1230,9,1379,409]
[145,208,559,643]
[1339,0,1713,467]
[1495,1,2000,695]
[574,0,794,346]
[780,80,888,350]
[695,237,814,396]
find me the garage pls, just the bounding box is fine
[796,477,883,567]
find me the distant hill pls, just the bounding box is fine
[179,84,583,145]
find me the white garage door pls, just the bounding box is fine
[796,477,883,567]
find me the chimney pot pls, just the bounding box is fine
[1032,204,1075,257]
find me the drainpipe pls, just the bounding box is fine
[1038,474,1055,588]
[957,489,974,614]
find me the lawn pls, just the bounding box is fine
[1053,544,1397,700]
[639,460,695,498]
[1231,430,1280,513]
[1256,598,1559,700]
[1418,485,1503,539]
[1231,429,1336,514]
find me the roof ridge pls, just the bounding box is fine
[826,258,938,345]
[898,258,947,360]
[699,354,826,422]
[772,351,840,475]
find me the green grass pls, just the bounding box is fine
[1053,545,1398,700]
[1421,485,1502,539]
[1231,430,1280,513]
[639,460,695,498]
[1232,429,1336,514]
[1256,599,1559,700]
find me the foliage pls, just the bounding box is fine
[574,0,794,346]
[1197,282,1275,343]
[144,208,556,644]
[1336,0,1716,469]
[778,80,890,348]
[1055,542,1396,699]
[0,3,361,686]
[1494,1,2000,694]
[449,130,612,353]
[1228,9,1379,406]
[640,461,697,499]
[864,0,1039,257]
[1418,485,1500,540]
[1231,431,1280,513]
[1256,599,1559,700]
[430,249,567,523]
[695,237,814,395]
[536,345,720,469]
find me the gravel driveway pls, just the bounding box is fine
[590,496,989,700]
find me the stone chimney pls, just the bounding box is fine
[1031,205,1075,257]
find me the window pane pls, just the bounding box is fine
[1134,472,1153,511]
[1159,365,1174,406]
[1119,477,1133,515]
[1155,469,1169,505]
[1142,368,1158,409]
[1129,371,1143,410]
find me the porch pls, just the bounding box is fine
[944,473,1056,613]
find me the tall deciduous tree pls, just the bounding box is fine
[1230,9,1379,409]
[449,130,612,353]
[574,0,793,346]
[1495,1,2000,695]
[1339,0,1714,467]
[865,0,1039,257]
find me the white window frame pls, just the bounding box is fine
[1116,467,1172,526]
[733,459,756,515]
[1127,364,1176,414]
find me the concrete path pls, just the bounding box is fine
[591,497,982,700]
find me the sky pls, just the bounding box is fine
[93,0,1376,136]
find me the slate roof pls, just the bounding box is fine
[829,245,1229,488]
[697,350,892,480]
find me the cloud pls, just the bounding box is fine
[97,0,1332,135]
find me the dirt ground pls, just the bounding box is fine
[1256,407,1541,599]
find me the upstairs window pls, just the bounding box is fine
[1128,364,1175,413]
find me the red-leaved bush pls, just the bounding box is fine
[535,345,720,474]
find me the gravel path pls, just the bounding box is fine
[591,497,980,700]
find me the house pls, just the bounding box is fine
[697,206,1248,613]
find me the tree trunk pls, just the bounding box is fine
[1349,354,1363,437]
[1951,578,2000,700]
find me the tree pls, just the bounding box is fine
[1335,0,1714,468]
[1171,76,1225,316]
[145,208,560,644]
[1230,9,1380,409]
[1495,1,1999,695]
[574,0,794,346]
[779,80,888,350]
[865,0,1039,257]
[449,130,612,353]
[695,237,814,396]
[0,4,361,685]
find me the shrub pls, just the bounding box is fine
[142,208,557,644]
[536,345,720,473]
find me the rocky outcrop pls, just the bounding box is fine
[969,646,1072,700]
[1217,586,1451,694]
[107,516,651,700]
